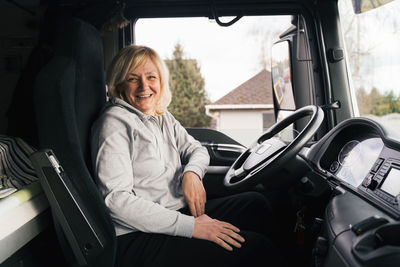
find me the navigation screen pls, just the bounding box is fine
[381,168,400,196]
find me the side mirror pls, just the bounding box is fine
[271,40,295,111]
[351,0,394,14]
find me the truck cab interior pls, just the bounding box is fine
[1,0,400,266]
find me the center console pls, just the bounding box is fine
[321,190,400,267]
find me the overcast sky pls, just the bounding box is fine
[135,16,292,102]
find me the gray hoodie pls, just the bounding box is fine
[91,97,209,237]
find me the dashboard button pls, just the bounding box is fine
[329,161,339,173]
[368,179,378,190]
[372,164,379,172]
[362,173,374,187]
[372,158,384,172]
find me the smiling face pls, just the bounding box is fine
[120,59,161,115]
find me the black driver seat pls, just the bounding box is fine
[32,18,116,267]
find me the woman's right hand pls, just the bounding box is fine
[192,214,245,251]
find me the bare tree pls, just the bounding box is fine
[247,17,291,72]
[339,0,400,92]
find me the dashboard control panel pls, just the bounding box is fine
[359,158,400,217]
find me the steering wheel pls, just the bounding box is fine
[224,105,324,191]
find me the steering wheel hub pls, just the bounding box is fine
[224,105,324,191]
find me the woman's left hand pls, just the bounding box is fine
[182,171,206,217]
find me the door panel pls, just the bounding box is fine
[186,128,245,166]
[186,128,246,197]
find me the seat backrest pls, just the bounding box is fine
[6,7,73,147]
[33,18,116,267]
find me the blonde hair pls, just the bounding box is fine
[106,45,171,115]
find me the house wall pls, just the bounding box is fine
[217,109,274,146]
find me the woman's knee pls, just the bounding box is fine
[238,191,273,215]
[234,231,283,267]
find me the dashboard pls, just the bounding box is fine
[309,117,400,215]
[306,117,400,267]
[332,137,384,188]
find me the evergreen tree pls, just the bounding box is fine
[369,87,383,115]
[165,43,211,127]
[356,87,400,116]
[384,90,399,114]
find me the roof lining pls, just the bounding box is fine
[124,1,310,20]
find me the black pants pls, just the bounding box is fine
[116,192,283,267]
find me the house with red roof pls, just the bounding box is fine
[206,69,275,146]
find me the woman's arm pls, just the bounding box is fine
[168,113,210,217]
[182,171,206,217]
[168,112,209,180]
[92,124,194,237]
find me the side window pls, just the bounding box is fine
[135,16,292,146]
[339,0,400,131]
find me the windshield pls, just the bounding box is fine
[135,16,292,146]
[339,0,400,131]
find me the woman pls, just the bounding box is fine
[91,45,282,267]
